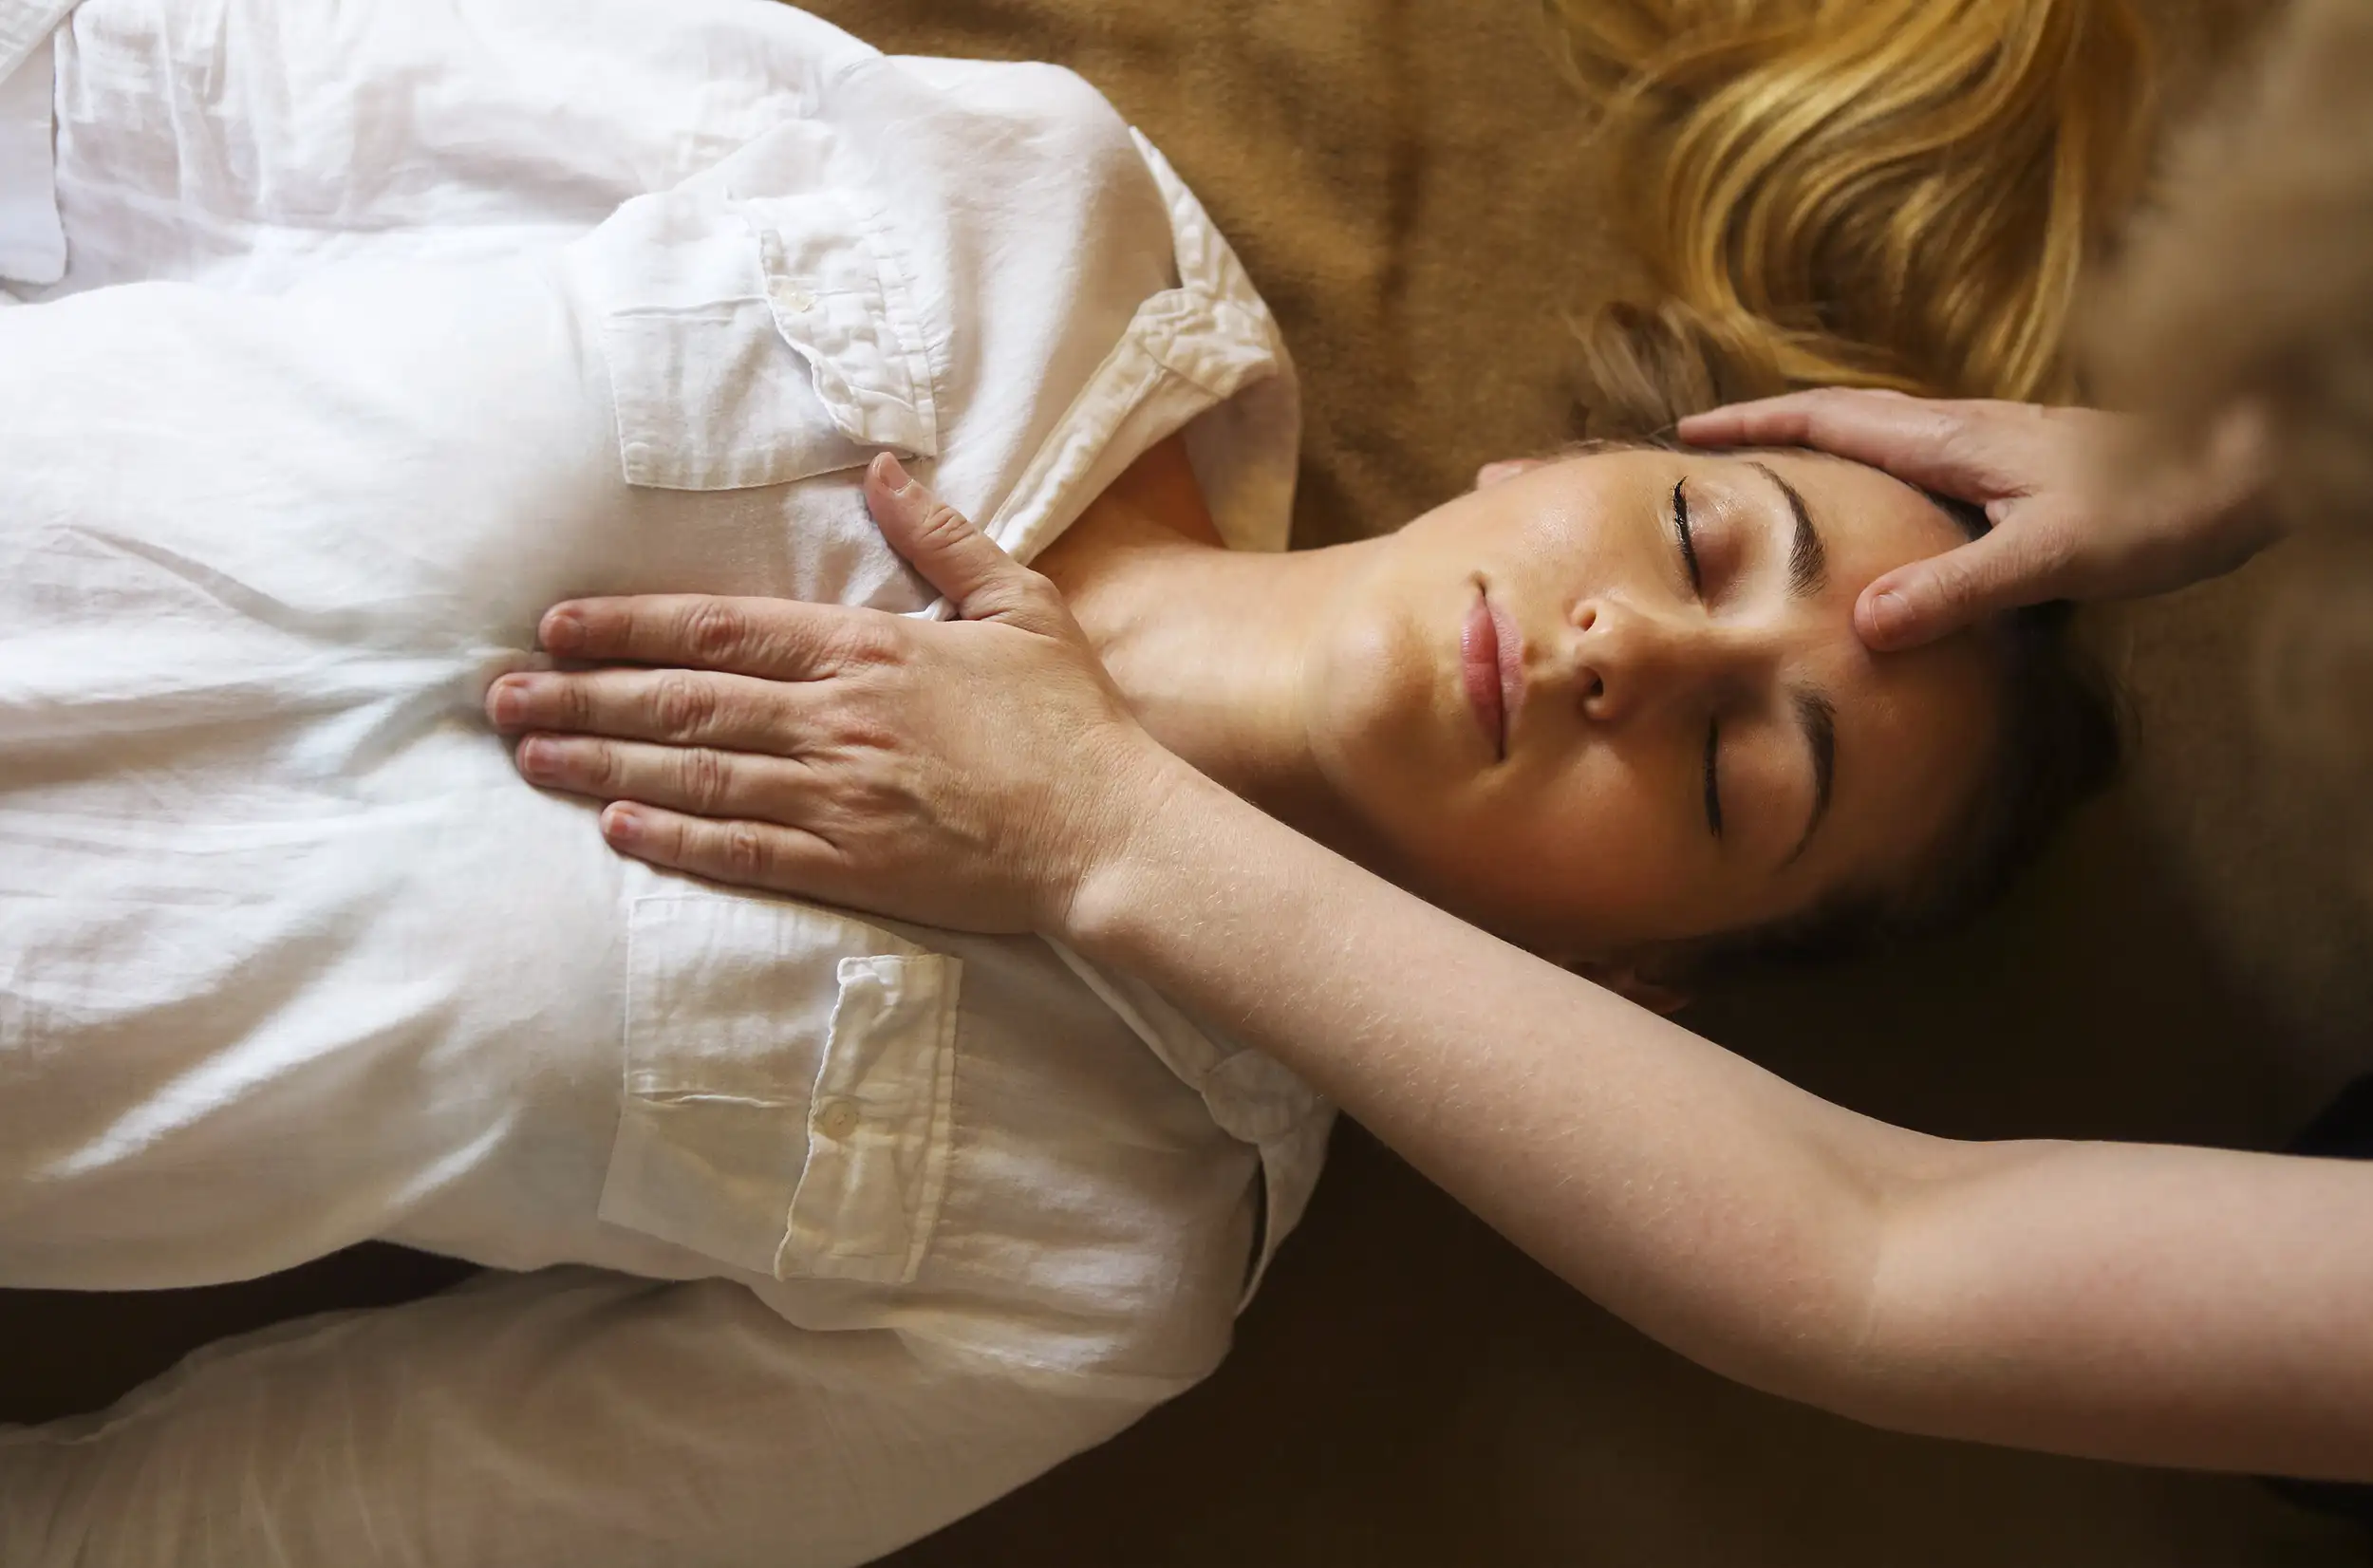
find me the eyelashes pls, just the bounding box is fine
[1703,720,1724,841]
[1675,477,1722,839]
[1672,477,1702,593]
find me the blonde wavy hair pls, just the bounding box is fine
[1544,0,2158,432]
[1527,0,2147,960]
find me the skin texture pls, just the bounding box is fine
[479,457,2373,1479]
[1677,390,2275,650]
[509,438,2006,978]
[1277,449,1997,956]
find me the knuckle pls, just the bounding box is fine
[916,500,977,550]
[833,619,900,669]
[546,676,591,730]
[719,822,771,881]
[918,499,968,535]
[838,713,898,752]
[682,602,747,664]
[1935,540,2021,602]
[966,566,1056,621]
[1925,552,1977,597]
[678,747,733,812]
[583,741,624,792]
[1930,426,1978,465]
[651,672,717,738]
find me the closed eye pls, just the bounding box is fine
[1677,479,1722,839]
[1703,720,1724,840]
[1672,477,1703,593]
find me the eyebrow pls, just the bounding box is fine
[1747,459,1827,597]
[1783,686,1837,867]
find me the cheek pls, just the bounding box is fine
[1413,756,1696,949]
[1840,652,2005,863]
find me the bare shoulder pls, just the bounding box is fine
[1036,434,1223,594]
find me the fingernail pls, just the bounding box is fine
[875,452,915,496]
[603,804,642,845]
[519,737,559,779]
[542,607,585,652]
[488,680,525,727]
[1866,589,1911,644]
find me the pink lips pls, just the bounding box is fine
[1461,587,1523,758]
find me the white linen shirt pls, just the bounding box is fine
[0,4,1327,1563]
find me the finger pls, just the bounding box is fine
[1672,387,1915,447]
[1854,525,2065,650]
[513,732,812,820]
[1677,389,1982,492]
[863,454,1070,633]
[1673,391,1850,448]
[486,666,815,750]
[600,802,855,900]
[537,593,888,679]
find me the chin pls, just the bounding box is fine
[1305,610,1427,749]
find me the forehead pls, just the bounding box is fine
[1743,447,1972,579]
[1747,449,2004,902]
[1509,445,1971,566]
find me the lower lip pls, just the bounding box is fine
[1462,590,1506,757]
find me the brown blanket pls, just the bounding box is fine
[6,1,2364,1561]
[803,3,2373,1562]
[803,0,1648,552]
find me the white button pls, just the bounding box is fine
[767,279,815,313]
[814,1098,861,1140]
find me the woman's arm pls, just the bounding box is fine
[1069,756,2373,1477]
[490,455,2373,1479]
[0,1265,1152,1567]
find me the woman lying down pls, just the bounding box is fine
[0,0,2118,1561]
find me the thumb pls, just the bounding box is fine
[864,454,1066,632]
[1855,521,2064,650]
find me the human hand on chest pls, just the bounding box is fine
[484,452,1187,936]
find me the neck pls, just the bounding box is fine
[1033,454,1380,846]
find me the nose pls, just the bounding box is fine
[1567,597,1768,725]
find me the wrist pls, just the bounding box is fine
[1047,734,1216,957]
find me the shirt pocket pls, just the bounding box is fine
[597,895,962,1286]
[570,128,941,492]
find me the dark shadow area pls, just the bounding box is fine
[0,1245,477,1427]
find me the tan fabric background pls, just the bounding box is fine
[6,1,2368,1561]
